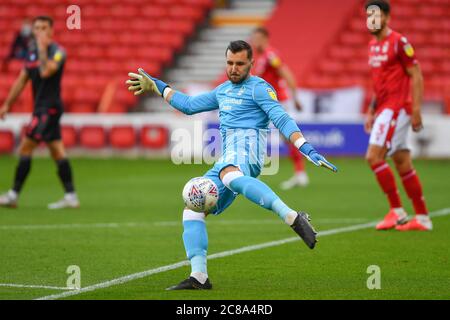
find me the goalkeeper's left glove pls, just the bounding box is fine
[299,141,338,173]
[126,68,170,97]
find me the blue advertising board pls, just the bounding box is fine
[206,122,369,157]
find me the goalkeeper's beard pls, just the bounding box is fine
[227,66,251,84]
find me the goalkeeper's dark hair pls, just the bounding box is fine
[365,0,390,15]
[33,15,54,27]
[226,40,253,61]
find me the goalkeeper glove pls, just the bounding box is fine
[299,142,338,173]
[126,68,170,97]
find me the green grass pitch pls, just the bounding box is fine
[0,156,449,300]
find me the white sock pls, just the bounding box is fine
[295,171,307,178]
[284,211,298,226]
[8,190,18,200]
[190,272,208,284]
[416,214,431,223]
[65,192,78,201]
[393,208,407,219]
[415,214,432,230]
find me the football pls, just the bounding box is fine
[182,177,219,213]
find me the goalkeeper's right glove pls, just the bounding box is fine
[299,142,338,173]
[126,68,170,97]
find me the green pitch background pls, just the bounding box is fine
[0,156,449,300]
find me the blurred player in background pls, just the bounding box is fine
[365,0,430,231]
[127,40,337,290]
[251,27,309,189]
[1,18,33,72]
[0,16,79,209]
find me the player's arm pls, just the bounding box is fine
[126,68,219,115]
[277,64,302,110]
[397,37,423,132]
[254,83,337,172]
[364,94,377,133]
[0,69,29,120]
[37,35,64,79]
[406,64,424,132]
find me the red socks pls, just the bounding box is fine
[288,144,305,173]
[371,162,402,209]
[401,169,428,215]
[371,162,428,215]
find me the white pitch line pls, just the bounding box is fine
[0,283,74,291]
[35,207,450,301]
[0,218,370,231]
[0,222,124,230]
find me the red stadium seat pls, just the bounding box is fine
[110,126,136,149]
[0,0,213,115]
[104,104,127,114]
[69,104,97,113]
[141,5,168,18]
[0,130,15,154]
[140,126,169,149]
[80,126,107,149]
[303,0,449,110]
[61,125,78,148]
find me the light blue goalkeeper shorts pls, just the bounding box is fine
[203,128,265,215]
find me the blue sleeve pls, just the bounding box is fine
[169,89,219,115]
[253,82,301,139]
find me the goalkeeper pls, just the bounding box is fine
[127,40,337,290]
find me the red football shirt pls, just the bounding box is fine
[253,46,289,101]
[368,30,418,115]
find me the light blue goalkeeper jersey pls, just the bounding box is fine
[170,76,299,139]
[170,75,302,214]
[170,75,300,174]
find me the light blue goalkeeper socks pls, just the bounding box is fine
[183,220,208,274]
[229,175,295,221]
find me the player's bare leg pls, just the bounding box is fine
[0,137,37,208]
[47,140,79,209]
[366,144,407,230]
[391,150,431,231]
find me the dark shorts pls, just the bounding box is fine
[26,108,62,143]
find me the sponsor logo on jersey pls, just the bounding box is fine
[369,54,388,67]
[223,98,243,105]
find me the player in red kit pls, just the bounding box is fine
[250,27,308,189]
[365,0,431,231]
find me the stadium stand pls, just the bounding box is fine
[1,0,449,154]
[0,0,213,114]
[266,0,450,112]
[80,126,107,149]
[61,125,78,149]
[110,125,136,149]
[140,125,169,149]
[0,129,15,153]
